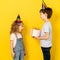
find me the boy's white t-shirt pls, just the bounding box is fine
[10,33,22,48]
[40,21,52,47]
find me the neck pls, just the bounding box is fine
[44,18,49,22]
[15,32,21,34]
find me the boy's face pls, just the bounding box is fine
[40,12,47,20]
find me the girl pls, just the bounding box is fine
[10,15,25,60]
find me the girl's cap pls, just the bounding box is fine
[15,14,22,23]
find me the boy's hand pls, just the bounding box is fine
[32,36,40,40]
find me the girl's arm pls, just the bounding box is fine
[10,40,15,57]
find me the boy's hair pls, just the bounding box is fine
[40,7,53,19]
[10,21,23,34]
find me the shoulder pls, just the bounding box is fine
[44,22,51,27]
[10,33,15,37]
[10,33,16,40]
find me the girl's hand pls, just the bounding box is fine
[24,50,26,56]
[11,52,15,58]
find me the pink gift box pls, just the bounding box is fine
[31,29,41,37]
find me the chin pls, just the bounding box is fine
[41,17,44,20]
[42,18,45,20]
[19,31,22,33]
[19,30,22,33]
[41,18,44,20]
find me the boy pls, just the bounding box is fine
[34,7,52,60]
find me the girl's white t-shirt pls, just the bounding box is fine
[10,33,22,48]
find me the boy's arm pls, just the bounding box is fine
[34,32,49,40]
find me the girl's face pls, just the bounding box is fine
[40,12,47,20]
[18,23,24,33]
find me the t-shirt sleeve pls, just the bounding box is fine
[10,33,15,41]
[44,24,49,33]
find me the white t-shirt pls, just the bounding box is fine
[40,21,52,47]
[10,33,22,48]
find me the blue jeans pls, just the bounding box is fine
[41,47,51,60]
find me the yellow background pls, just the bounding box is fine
[0,0,60,60]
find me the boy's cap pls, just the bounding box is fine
[42,0,47,9]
